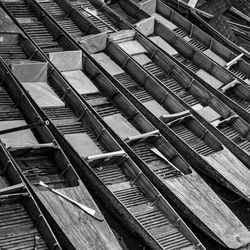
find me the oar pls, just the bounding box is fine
[39,181,104,221]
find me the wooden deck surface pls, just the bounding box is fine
[204,148,250,199]
[37,185,122,250]
[165,171,250,249]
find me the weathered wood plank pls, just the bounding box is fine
[38,185,122,250]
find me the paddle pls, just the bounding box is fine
[39,181,104,221]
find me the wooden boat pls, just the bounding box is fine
[55,0,250,175]
[28,0,250,200]
[0,35,207,250]
[162,0,250,62]
[22,49,250,249]
[3,3,250,247]
[0,140,62,250]
[0,52,121,249]
[0,3,208,249]
[100,0,250,125]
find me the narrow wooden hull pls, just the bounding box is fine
[0,141,62,250]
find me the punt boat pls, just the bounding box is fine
[131,1,250,86]
[0,140,61,250]
[2,4,250,247]
[0,4,206,249]
[2,0,250,247]
[30,0,250,197]
[0,52,121,249]
[162,0,250,62]
[58,0,250,174]
[27,0,250,206]
[99,0,250,125]
[0,35,207,250]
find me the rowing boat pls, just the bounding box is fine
[0,3,207,249]
[0,51,121,249]
[34,0,250,203]
[0,140,62,250]
[3,2,250,247]
[162,0,250,62]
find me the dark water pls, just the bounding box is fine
[87,170,250,250]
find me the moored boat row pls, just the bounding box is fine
[1,0,250,249]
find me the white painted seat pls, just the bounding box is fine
[103,114,140,140]
[92,53,125,75]
[149,36,178,56]
[65,133,102,157]
[118,40,147,56]
[62,70,99,95]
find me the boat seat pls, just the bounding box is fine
[49,50,82,72]
[109,30,135,43]
[77,32,107,54]
[8,143,59,158]
[62,70,99,95]
[153,13,177,30]
[92,52,125,75]
[103,114,140,140]
[191,103,203,111]
[65,133,102,158]
[132,54,152,65]
[21,82,65,108]
[118,40,147,56]
[11,61,47,83]
[149,36,178,56]
[124,130,159,145]
[214,115,238,128]
[178,0,199,8]
[203,49,226,67]
[0,120,37,148]
[134,16,155,36]
[138,0,156,15]
[143,100,170,118]
[225,53,244,69]
[196,106,221,122]
[196,69,224,89]
[8,142,58,152]
[11,61,64,108]
[219,79,238,93]
[84,150,127,167]
[0,183,25,195]
[160,110,190,124]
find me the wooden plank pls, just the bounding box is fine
[49,51,82,72]
[65,133,102,157]
[103,114,140,140]
[37,186,122,250]
[196,69,224,89]
[143,99,169,118]
[92,53,125,75]
[196,106,221,122]
[132,54,152,65]
[0,183,24,195]
[62,70,99,95]
[203,49,227,67]
[165,172,250,249]
[153,13,177,30]
[11,61,48,83]
[21,82,65,108]
[118,41,147,56]
[204,148,250,196]
[149,36,178,56]
[135,17,155,36]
